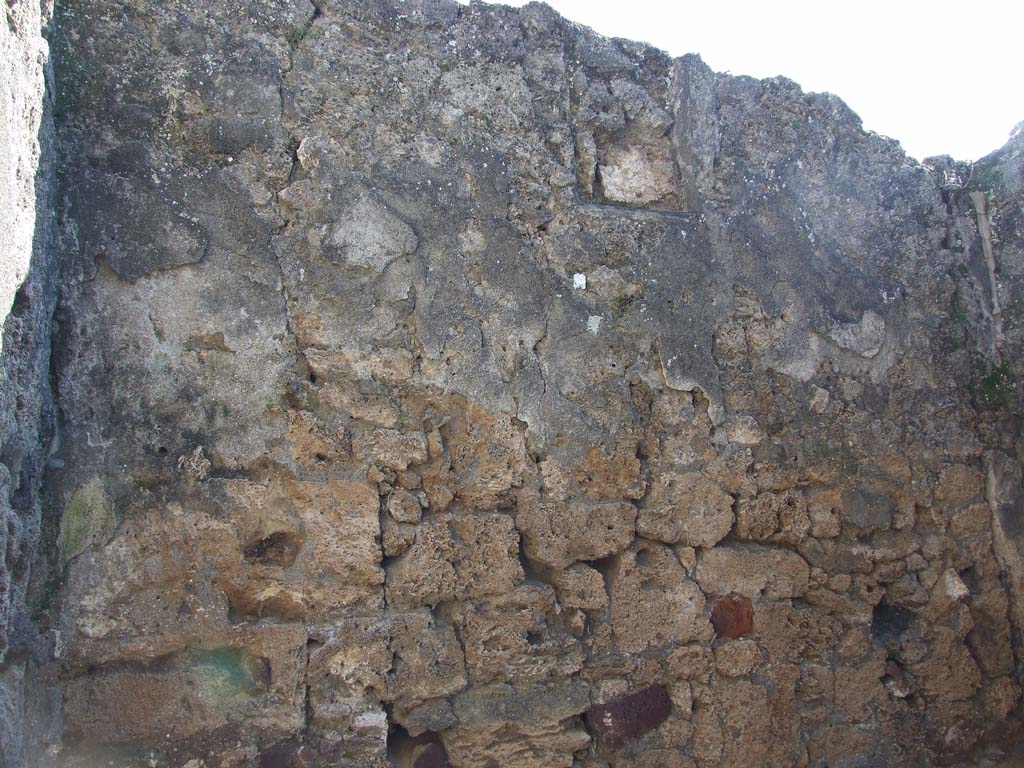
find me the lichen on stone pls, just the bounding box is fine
[57,479,116,567]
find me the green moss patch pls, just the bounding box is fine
[190,648,266,700]
[975,362,1015,409]
[286,25,309,49]
[57,480,116,567]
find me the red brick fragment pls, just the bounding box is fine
[710,596,754,639]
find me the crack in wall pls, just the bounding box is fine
[969,190,1004,363]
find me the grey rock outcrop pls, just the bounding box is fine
[1,0,1023,766]
[0,0,58,764]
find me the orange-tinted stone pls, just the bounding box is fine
[710,596,754,639]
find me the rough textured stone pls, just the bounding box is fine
[0,1,58,762]
[842,486,895,531]
[64,626,307,744]
[552,563,608,612]
[637,472,734,548]
[518,499,637,568]
[734,489,809,545]
[714,639,761,677]
[610,542,711,652]
[696,544,811,599]
[444,680,591,768]
[455,584,582,686]
[1,0,1023,765]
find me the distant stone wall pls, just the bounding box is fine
[20,0,1024,766]
[0,0,58,764]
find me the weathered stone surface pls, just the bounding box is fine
[988,450,1024,663]
[388,489,423,524]
[714,639,761,677]
[444,680,591,768]
[455,585,583,686]
[428,404,529,510]
[693,679,773,768]
[695,544,810,599]
[0,1,58,761]
[385,519,458,610]
[63,625,307,745]
[306,619,390,734]
[220,479,385,618]
[518,499,637,568]
[398,699,458,739]
[552,563,608,612]
[610,542,711,652]
[385,511,524,610]
[842,486,895,531]
[2,0,1022,764]
[734,489,809,545]
[354,428,429,472]
[327,192,418,272]
[637,472,734,548]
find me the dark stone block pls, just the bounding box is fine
[258,740,310,768]
[70,171,209,282]
[842,487,894,531]
[243,530,302,567]
[710,596,754,639]
[871,602,913,645]
[585,683,672,750]
[413,742,448,768]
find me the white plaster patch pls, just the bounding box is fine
[775,333,824,383]
[587,315,602,334]
[809,386,830,414]
[573,272,587,290]
[329,195,418,272]
[353,709,389,734]
[599,144,677,206]
[942,568,970,602]
[726,415,765,446]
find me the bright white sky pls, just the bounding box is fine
[478,0,1023,161]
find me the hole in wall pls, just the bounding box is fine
[243,530,302,567]
[871,601,914,645]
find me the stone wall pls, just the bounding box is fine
[8,0,1024,766]
[0,0,58,764]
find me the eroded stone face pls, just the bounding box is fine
[695,544,810,599]
[64,626,308,746]
[637,472,734,548]
[610,543,711,653]
[20,0,1024,766]
[517,499,637,568]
